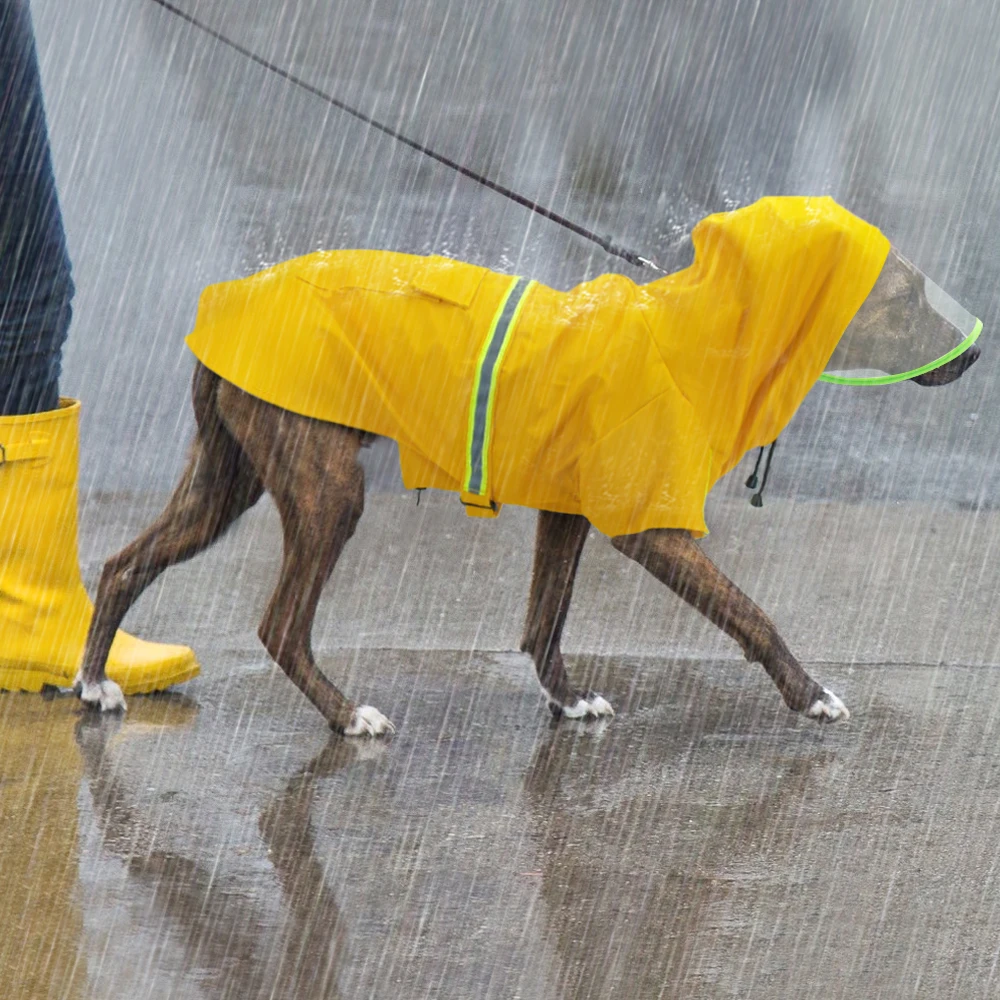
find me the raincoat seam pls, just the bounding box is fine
[634,305,717,466]
[294,275,410,299]
[579,388,671,457]
[635,305,700,415]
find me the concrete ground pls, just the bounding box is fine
[2,492,999,999]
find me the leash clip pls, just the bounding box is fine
[637,256,665,273]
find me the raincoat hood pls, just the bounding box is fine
[186,196,895,537]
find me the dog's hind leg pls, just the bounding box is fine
[77,366,265,710]
[220,387,391,736]
[612,528,849,723]
[520,511,613,719]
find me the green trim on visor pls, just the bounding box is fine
[818,318,983,386]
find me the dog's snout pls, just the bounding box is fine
[962,343,981,370]
[910,342,981,386]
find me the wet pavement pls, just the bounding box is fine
[6,648,1000,998]
[0,492,995,998]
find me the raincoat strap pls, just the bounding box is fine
[459,493,501,518]
[0,436,51,466]
[461,275,535,518]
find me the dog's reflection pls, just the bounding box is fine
[76,717,359,998]
[520,677,835,999]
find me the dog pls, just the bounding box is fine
[75,203,980,736]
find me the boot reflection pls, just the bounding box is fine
[0,695,88,1000]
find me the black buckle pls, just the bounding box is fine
[0,443,5,467]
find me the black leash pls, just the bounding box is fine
[146,0,665,272]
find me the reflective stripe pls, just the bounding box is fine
[464,276,534,497]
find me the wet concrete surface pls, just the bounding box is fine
[0,491,994,997]
[5,651,1000,998]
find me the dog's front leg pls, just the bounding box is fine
[520,510,614,719]
[259,530,394,738]
[611,528,848,722]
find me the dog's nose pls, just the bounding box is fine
[910,341,982,385]
[960,343,981,372]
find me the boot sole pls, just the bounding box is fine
[0,652,200,696]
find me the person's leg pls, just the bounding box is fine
[0,0,72,416]
[0,1,199,694]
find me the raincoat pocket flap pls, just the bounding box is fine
[410,256,487,308]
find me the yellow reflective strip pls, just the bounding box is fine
[464,276,521,493]
[478,279,536,496]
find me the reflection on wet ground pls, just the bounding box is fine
[4,651,1000,998]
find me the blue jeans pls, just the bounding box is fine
[0,0,74,416]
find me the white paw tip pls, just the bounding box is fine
[806,688,849,723]
[344,704,395,737]
[79,678,127,713]
[562,693,615,719]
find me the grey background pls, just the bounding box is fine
[30,0,1000,509]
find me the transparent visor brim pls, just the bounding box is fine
[820,272,982,386]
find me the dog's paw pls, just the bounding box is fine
[561,692,615,720]
[75,674,128,713]
[344,704,395,737]
[806,688,850,723]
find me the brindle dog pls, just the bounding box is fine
[75,249,979,735]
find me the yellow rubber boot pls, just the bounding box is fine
[0,399,199,694]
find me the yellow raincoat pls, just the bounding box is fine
[186,197,888,537]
